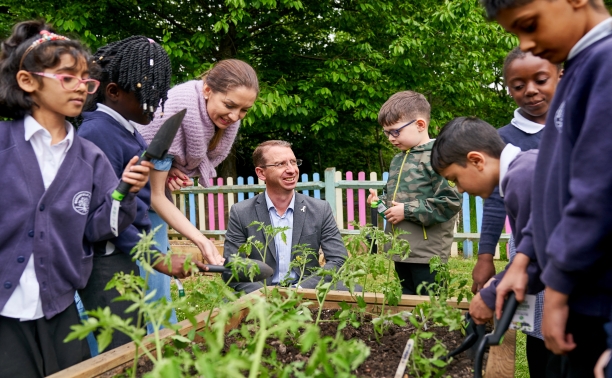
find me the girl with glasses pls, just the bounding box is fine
[0,20,151,377]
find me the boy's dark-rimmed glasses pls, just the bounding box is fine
[260,159,303,169]
[383,119,416,138]
[30,72,100,94]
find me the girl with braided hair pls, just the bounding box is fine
[0,21,150,375]
[136,59,258,328]
[77,36,208,347]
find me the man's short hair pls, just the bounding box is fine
[481,0,602,20]
[252,140,292,167]
[431,117,506,173]
[378,91,431,127]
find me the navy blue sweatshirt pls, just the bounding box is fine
[480,150,543,308]
[77,111,155,256]
[478,123,543,255]
[0,119,137,318]
[521,33,612,317]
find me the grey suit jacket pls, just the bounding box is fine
[224,192,347,292]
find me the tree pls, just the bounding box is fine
[3,0,516,177]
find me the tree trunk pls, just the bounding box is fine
[218,145,238,181]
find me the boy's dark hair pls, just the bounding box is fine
[378,90,431,127]
[481,0,603,20]
[86,36,171,119]
[431,116,506,173]
[0,20,89,119]
[503,47,563,83]
[253,140,292,167]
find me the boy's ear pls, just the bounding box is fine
[466,151,486,171]
[105,83,121,101]
[567,0,591,10]
[416,118,428,132]
[16,70,38,93]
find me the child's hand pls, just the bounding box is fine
[153,253,209,278]
[122,156,153,193]
[469,292,494,324]
[542,287,575,355]
[495,253,529,319]
[367,189,379,205]
[385,201,406,224]
[166,167,194,191]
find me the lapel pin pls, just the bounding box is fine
[301,206,306,212]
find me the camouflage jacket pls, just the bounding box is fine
[381,140,461,263]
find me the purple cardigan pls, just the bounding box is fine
[136,80,240,186]
[0,119,137,319]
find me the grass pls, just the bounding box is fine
[170,255,530,378]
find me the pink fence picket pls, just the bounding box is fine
[346,171,355,230]
[357,172,366,226]
[208,178,215,231]
[217,177,225,230]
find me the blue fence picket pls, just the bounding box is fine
[301,173,310,197]
[462,192,473,258]
[237,176,245,202]
[475,196,483,233]
[247,176,255,198]
[189,192,196,226]
[313,173,321,199]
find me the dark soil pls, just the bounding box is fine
[247,309,486,378]
[128,309,487,378]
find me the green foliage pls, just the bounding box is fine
[2,0,517,175]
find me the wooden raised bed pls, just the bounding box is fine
[48,290,514,378]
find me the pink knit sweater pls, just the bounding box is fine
[137,80,240,187]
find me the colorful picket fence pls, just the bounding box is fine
[170,167,510,259]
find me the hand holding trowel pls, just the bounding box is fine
[110,109,187,236]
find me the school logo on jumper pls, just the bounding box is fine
[554,102,565,133]
[73,191,91,215]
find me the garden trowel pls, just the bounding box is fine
[109,109,187,236]
[473,292,519,378]
[199,259,274,283]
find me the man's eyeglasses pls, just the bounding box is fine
[260,159,303,169]
[383,119,416,138]
[30,72,100,94]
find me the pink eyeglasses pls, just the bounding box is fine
[30,72,100,94]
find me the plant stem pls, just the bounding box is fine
[248,304,268,378]
[379,258,393,316]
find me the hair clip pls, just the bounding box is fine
[19,30,70,70]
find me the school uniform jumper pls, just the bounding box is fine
[521,19,612,378]
[0,118,137,377]
[77,109,155,349]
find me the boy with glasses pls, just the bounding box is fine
[368,91,461,294]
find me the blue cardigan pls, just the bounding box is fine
[524,33,612,317]
[0,119,137,319]
[78,111,155,256]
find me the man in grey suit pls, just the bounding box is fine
[224,140,348,294]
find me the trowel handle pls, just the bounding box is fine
[111,153,149,201]
[488,291,519,345]
[198,265,230,274]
